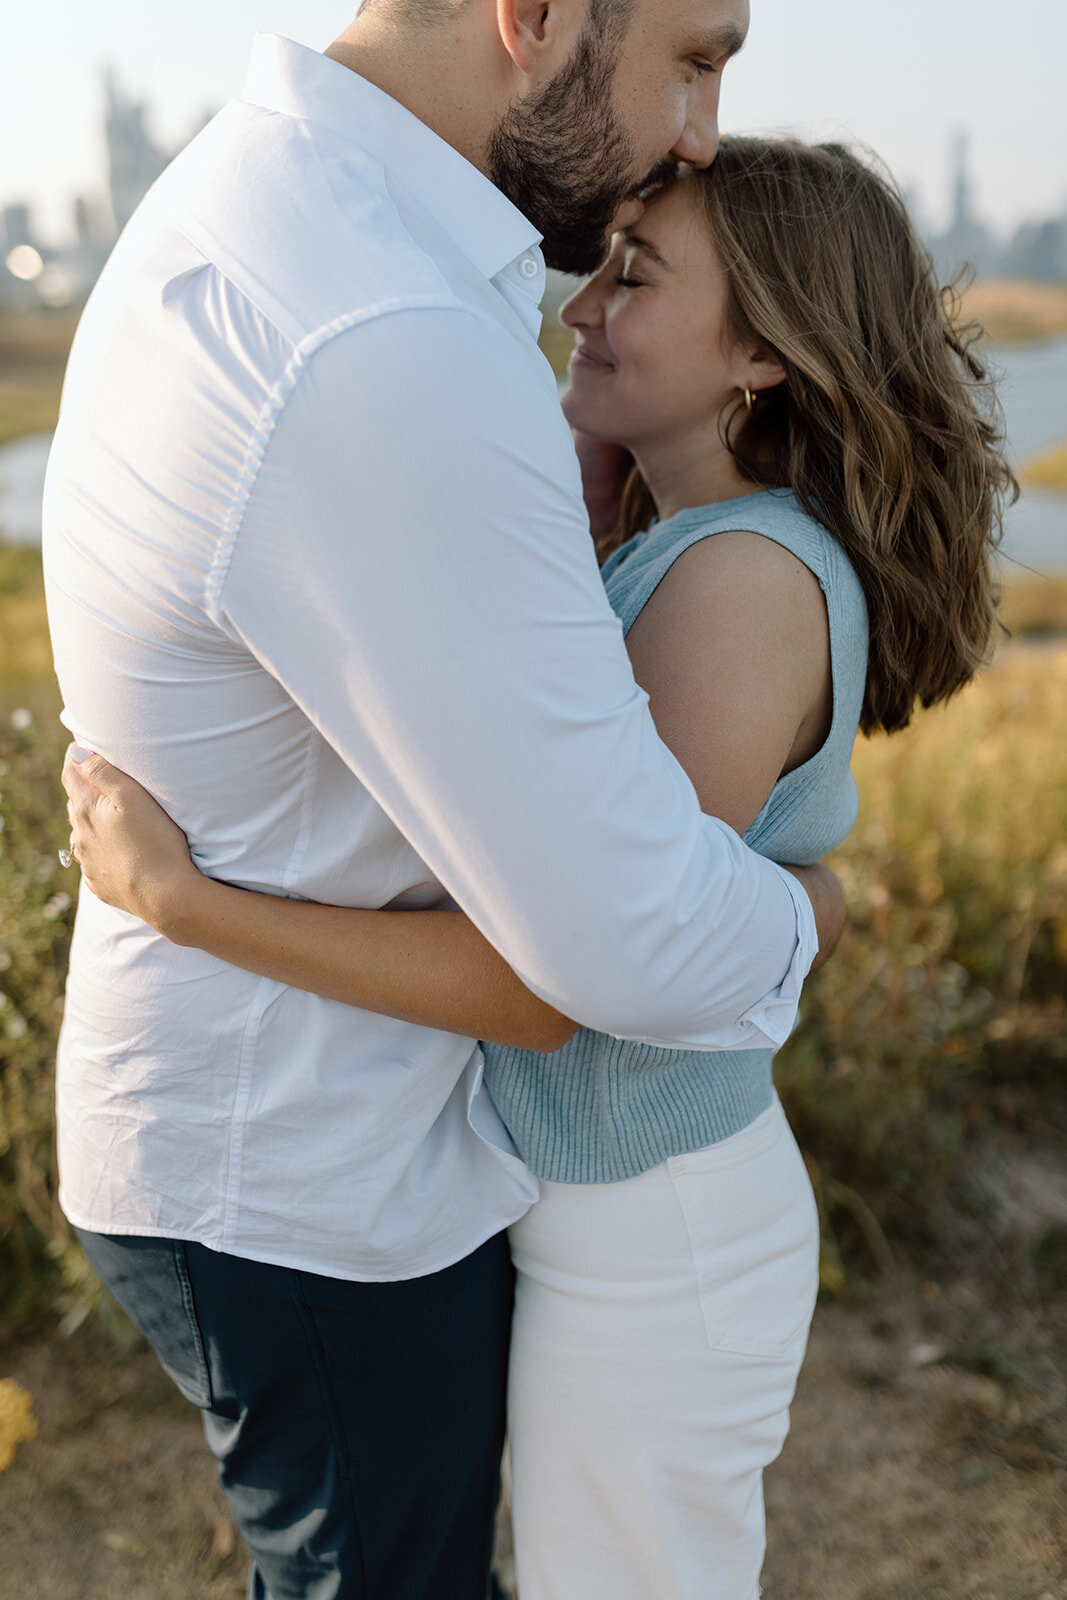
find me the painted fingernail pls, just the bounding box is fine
[70,746,93,763]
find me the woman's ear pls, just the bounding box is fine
[743,341,787,396]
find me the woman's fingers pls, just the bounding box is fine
[61,748,117,889]
[56,749,198,927]
[61,746,124,812]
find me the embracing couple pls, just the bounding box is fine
[45,0,1009,1595]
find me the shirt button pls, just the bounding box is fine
[519,256,539,280]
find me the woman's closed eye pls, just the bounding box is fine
[615,274,646,289]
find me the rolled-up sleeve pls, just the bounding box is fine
[213,303,817,1049]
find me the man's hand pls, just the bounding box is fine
[572,431,633,544]
[782,861,846,974]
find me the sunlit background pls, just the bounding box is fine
[1,6,1066,1592]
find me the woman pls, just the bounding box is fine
[64,138,1012,1599]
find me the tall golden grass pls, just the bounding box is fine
[0,312,76,448]
[960,279,1067,345]
[1020,441,1067,495]
[1,548,1066,1327]
[779,642,1067,1286]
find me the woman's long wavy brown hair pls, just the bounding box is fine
[611,137,1016,736]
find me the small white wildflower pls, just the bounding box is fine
[10,709,33,732]
[4,1015,28,1040]
[43,892,72,920]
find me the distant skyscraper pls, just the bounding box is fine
[104,70,171,234]
[73,197,94,248]
[949,132,975,236]
[930,131,994,280]
[1002,214,1067,283]
[1,203,36,255]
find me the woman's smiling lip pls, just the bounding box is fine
[569,343,615,371]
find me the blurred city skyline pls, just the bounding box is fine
[2,0,1065,248]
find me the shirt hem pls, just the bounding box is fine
[61,1197,535,1284]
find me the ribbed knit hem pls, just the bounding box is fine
[484,1035,776,1184]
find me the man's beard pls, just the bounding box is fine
[486,23,670,276]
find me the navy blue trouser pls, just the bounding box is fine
[76,1227,514,1600]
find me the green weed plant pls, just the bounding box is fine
[0,704,78,1325]
[780,644,1067,1289]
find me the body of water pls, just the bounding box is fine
[989,338,1067,574]
[2,339,1066,570]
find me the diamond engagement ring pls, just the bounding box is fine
[58,844,76,869]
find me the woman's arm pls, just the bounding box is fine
[63,527,838,1048]
[623,530,833,834]
[62,750,576,1052]
[622,529,844,969]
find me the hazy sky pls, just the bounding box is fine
[3,0,1064,246]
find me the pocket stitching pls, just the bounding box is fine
[171,1241,214,1407]
[667,1131,818,1361]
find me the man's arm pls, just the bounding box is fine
[214,305,817,1048]
[63,749,843,1053]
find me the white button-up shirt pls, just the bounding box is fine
[44,36,816,1281]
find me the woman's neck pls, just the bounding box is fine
[632,425,760,523]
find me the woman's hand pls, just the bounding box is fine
[572,431,633,543]
[60,747,577,1047]
[61,748,204,939]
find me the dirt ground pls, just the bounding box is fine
[2,1273,1064,1600]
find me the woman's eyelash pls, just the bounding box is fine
[615,274,644,288]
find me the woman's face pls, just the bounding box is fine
[559,178,747,455]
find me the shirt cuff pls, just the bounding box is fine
[730,862,819,1051]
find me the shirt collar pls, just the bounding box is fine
[242,34,542,283]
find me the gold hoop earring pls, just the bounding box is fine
[744,384,756,413]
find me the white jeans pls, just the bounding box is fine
[507,1097,819,1600]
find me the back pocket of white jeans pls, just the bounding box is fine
[666,1107,818,1360]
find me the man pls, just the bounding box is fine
[44,0,842,1594]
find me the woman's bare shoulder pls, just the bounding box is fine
[624,527,832,833]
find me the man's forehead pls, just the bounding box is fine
[653,0,750,48]
[698,0,749,46]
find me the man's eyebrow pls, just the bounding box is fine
[695,23,747,61]
[622,232,672,270]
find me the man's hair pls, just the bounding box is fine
[361,0,635,33]
[358,0,468,23]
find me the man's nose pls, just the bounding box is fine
[672,86,721,170]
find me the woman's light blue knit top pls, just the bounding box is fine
[483,488,870,1183]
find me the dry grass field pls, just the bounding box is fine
[1020,442,1067,495]
[960,279,1067,346]
[0,312,76,448]
[2,547,1066,1597]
